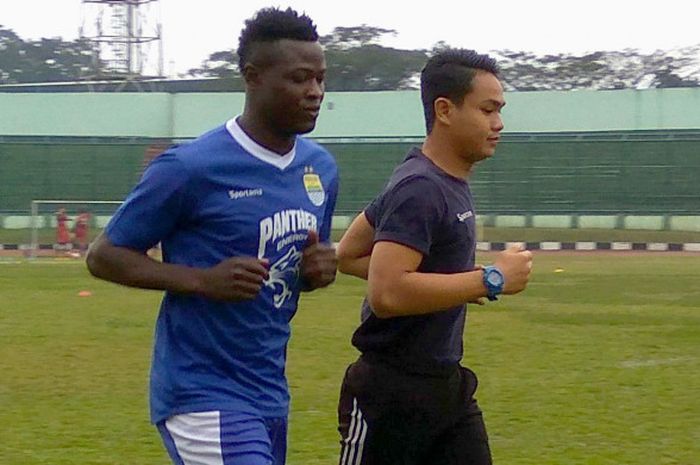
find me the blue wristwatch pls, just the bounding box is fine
[482,265,505,301]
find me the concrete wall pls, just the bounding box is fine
[2,88,700,139]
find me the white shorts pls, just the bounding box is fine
[156,410,287,465]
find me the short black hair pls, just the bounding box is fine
[237,7,319,71]
[420,49,499,134]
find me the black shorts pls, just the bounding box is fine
[337,355,492,465]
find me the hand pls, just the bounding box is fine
[493,245,533,295]
[300,230,338,291]
[198,256,269,301]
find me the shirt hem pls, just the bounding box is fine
[151,402,289,424]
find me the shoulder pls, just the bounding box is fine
[296,137,338,174]
[386,172,443,200]
[370,174,446,221]
[375,170,447,217]
[160,124,236,177]
[141,143,199,193]
[296,136,330,155]
[172,124,230,161]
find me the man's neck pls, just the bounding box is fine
[421,134,473,180]
[237,113,295,155]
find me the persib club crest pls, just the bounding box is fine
[303,167,325,207]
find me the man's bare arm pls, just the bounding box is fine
[368,241,532,318]
[87,234,269,301]
[336,212,374,280]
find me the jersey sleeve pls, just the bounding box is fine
[319,172,339,244]
[372,175,445,256]
[106,151,191,252]
[364,196,380,228]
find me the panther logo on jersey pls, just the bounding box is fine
[265,245,303,308]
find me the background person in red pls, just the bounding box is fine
[73,209,91,256]
[55,207,71,256]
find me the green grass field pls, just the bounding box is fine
[3,226,700,246]
[1,254,699,465]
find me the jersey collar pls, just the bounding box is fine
[226,117,296,170]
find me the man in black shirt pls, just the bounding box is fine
[335,49,533,465]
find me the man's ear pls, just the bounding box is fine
[242,63,262,87]
[434,97,453,127]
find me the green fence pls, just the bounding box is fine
[1,131,699,217]
[0,138,154,213]
[327,131,700,215]
[471,132,700,215]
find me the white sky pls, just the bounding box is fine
[2,0,700,77]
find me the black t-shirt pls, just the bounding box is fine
[352,148,477,373]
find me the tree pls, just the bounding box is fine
[4,22,699,91]
[0,25,98,83]
[183,25,700,92]
[495,46,700,91]
[184,49,244,90]
[324,44,427,91]
[0,26,23,82]
[321,26,427,90]
[320,25,397,49]
[186,25,428,91]
[186,50,238,78]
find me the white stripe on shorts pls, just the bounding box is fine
[340,398,367,465]
[165,411,225,465]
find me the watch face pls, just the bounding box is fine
[487,272,503,286]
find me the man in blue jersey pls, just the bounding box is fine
[334,50,533,464]
[87,8,337,465]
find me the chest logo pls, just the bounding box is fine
[265,245,303,308]
[303,167,325,207]
[229,188,263,200]
[457,211,474,222]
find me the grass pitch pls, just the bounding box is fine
[1,254,699,465]
[3,226,700,247]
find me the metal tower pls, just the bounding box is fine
[79,0,163,79]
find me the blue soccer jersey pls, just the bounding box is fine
[106,118,338,423]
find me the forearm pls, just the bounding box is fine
[338,255,370,280]
[368,270,487,318]
[86,236,203,295]
[336,211,374,280]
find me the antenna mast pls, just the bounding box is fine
[79,0,163,79]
